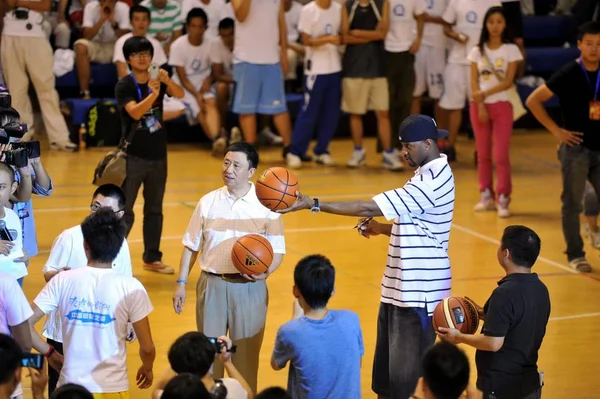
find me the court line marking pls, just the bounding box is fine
[549,312,600,322]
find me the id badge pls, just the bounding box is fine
[144,115,162,134]
[590,101,600,120]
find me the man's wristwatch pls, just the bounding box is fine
[310,198,320,213]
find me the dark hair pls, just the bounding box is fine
[0,334,22,385]
[478,6,514,53]
[256,387,291,399]
[0,162,14,184]
[294,255,335,310]
[81,208,126,264]
[422,341,470,399]
[123,36,154,61]
[50,384,94,399]
[161,373,211,399]
[500,225,541,268]
[129,5,151,22]
[186,7,208,26]
[92,184,126,211]
[578,21,600,41]
[225,142,259,169]
[168,332,216,377]
[219,17,234,31]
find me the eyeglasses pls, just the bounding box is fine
[90,204,124,213]
[129,52,152,59]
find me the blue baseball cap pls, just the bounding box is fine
[398,114,448,143]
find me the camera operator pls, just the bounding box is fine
[152,332,251,399]
[0,334,48,399]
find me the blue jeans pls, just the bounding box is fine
[372,303,436,399]
[558,144,600,260]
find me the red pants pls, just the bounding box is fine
[469,101,513,197]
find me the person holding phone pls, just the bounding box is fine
[115,36,184,275]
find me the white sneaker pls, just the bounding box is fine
[211,137,227,157]
[259,127,284,146]
[315,153,335,166]
[382,151,404,171]
[347,148,366,168]
[497,194,510,218]
[569,257,592,272]
[474,189,496,212]
[584,224,600,249]
[230,127,242,144]
[286,153,302,169]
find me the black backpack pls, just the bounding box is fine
[85,100,122,147]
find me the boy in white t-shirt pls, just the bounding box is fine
[439,0,499,161]
[41,184,134,396]
[181,0,227,41]
[170,8,226,156]
[28,208,156,396]
[0,163,28,286]
[284,0,304,83]
[286,0,342,168]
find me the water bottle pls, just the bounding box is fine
[78,123,86,149]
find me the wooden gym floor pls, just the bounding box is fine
[18,131,600,398]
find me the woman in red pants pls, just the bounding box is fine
[468,6,523,218]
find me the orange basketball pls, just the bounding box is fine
[231,234,274,275]
[255,167,299,211]
[432,297,480,334]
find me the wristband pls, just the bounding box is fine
[45,345,55,358]
[176,279,187,284]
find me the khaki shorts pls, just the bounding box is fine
[342,77,389,115]
[92,392,129,399]
[74,39,114,63]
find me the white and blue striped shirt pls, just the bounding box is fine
[372,154,454,315]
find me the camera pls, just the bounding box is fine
[13,8,29,20]
[21,353,43,369]
[0,86,39,168]
[207,337,237,354]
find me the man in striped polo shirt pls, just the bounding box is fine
[140,0,183,53]
[281,114,455,399]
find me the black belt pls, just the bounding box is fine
[204,271,247,281]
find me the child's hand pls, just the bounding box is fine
[0,240,14,255]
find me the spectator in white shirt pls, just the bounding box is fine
[42,0,71,49]
[169,8,226,155]
[140,0,184,54]
[41,184,133,396]
[284,0,304,83]
[75,0,131,98]
[0,334,48,399]
[28,209,156,396]
[181,0,227,41]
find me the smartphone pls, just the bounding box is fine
[22,353,43,369]
[148,64,159,80]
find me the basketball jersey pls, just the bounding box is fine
[234,0,281,65]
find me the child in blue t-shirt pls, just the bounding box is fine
[271,255,364,399]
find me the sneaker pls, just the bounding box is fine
[50,142,77,152]
[143,261,174,274]
[382,151,404,171]
[259,127,283,146]
[474,189,496,212]
[315,153,335,166]
[497,194,510,218]
[347,148,366,168]
[569,257,592,273]
[584,224,600,249]
[286,153,302,169]
[211,136,227,157]
[229,127,242,144]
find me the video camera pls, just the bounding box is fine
[0,86,41,169]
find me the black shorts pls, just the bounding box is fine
[502,0,524,39]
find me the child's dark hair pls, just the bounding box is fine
[0,333,21,385]
[478,6,514,53]
[0,162,14,184]
[129,4,151,22]
[422,341,470,399]
[500,225,541,268]
[294,255,335,310]
[81,208,126,264]
[186,7,208,27]
[256,387,291,399]
[92,184,126,211]
[168,331,216,377]
[578,21,600,42]
[123,36,154,61]
[219,17,234,31]
[50,384,94,399]
[161,373,211,399]
[224,142,259,169]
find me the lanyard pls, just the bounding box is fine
[129,73,151,101]
[579,58,600,100]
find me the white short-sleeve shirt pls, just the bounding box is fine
[0,207,27,280]
[82,1,132,43]
[113,32,168,67]
[34,267,153,393]
[298,1,342,75]
[181,0,227,41]
[286,1,302,44]
[183,183,286,274]
[385,0,425,53]
[421,0,450,48]
[169,34,213,90]
[209,37,233,76]
[468,43,523,103]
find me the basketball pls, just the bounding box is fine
[255,167,299,211]
[432,297,480,335]
[231,234,274,275]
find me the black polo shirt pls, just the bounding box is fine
[475,273,551,399]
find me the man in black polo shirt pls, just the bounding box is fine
[437,225,550,399]
[526,21,600,273]
[115,36,184,274]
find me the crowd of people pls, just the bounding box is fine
[2,0,600,398]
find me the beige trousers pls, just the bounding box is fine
[0,35,71,145]
[196,271,268,394]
